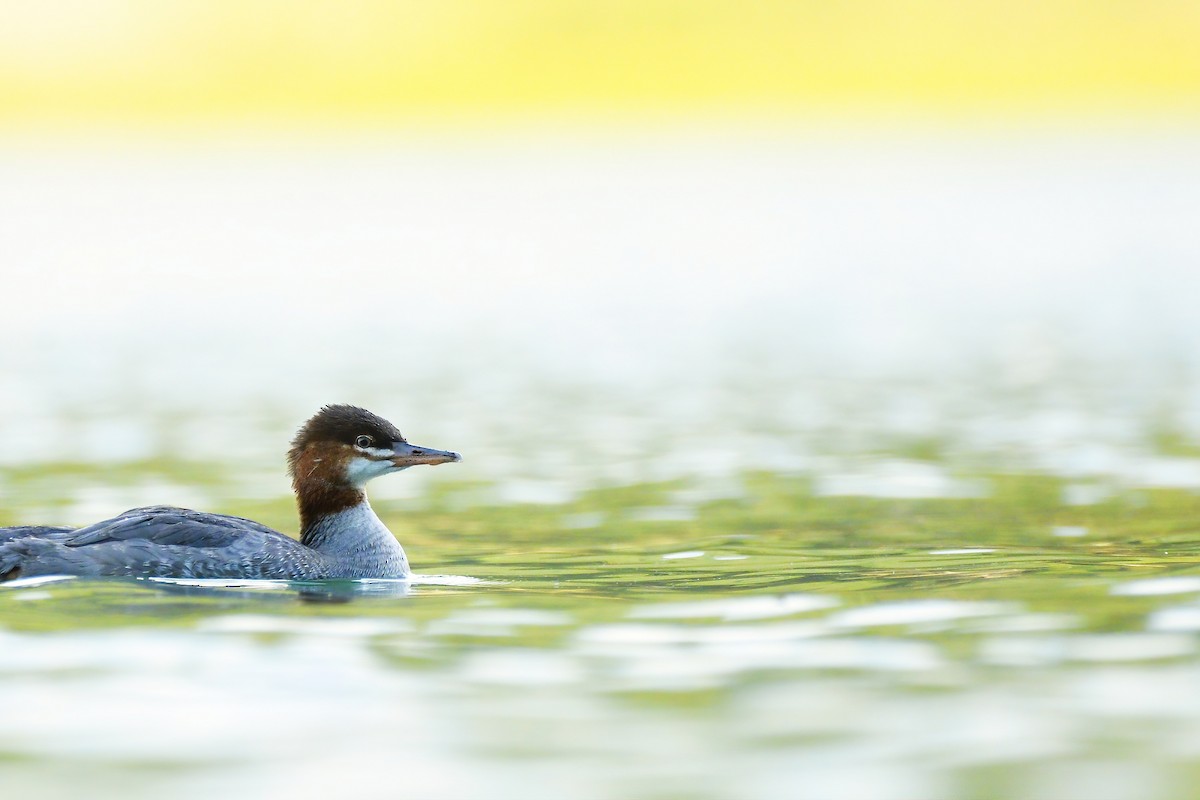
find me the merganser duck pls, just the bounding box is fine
[0,405,460,582]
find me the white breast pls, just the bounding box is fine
[304,501,410,578]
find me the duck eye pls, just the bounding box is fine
[355,435,374,449]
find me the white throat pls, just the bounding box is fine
[346,455,401,488]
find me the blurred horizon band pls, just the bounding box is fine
[3,0,1200,130]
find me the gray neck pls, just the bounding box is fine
[301,500,410,578]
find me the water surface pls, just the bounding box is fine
[4,468,1200,800]
[3,132,1200,799]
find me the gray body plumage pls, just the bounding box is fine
[0,503,409,581]
[0,405,457,583]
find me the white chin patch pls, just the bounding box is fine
[346,455,395,487]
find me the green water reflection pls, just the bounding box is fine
[3,467,1200,799]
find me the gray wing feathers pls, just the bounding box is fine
[65,506,285,548]
[0,506,331,580]
[0,525,75,544]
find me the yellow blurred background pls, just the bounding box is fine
[4,0,1200,422]
[4,0,1200,128]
